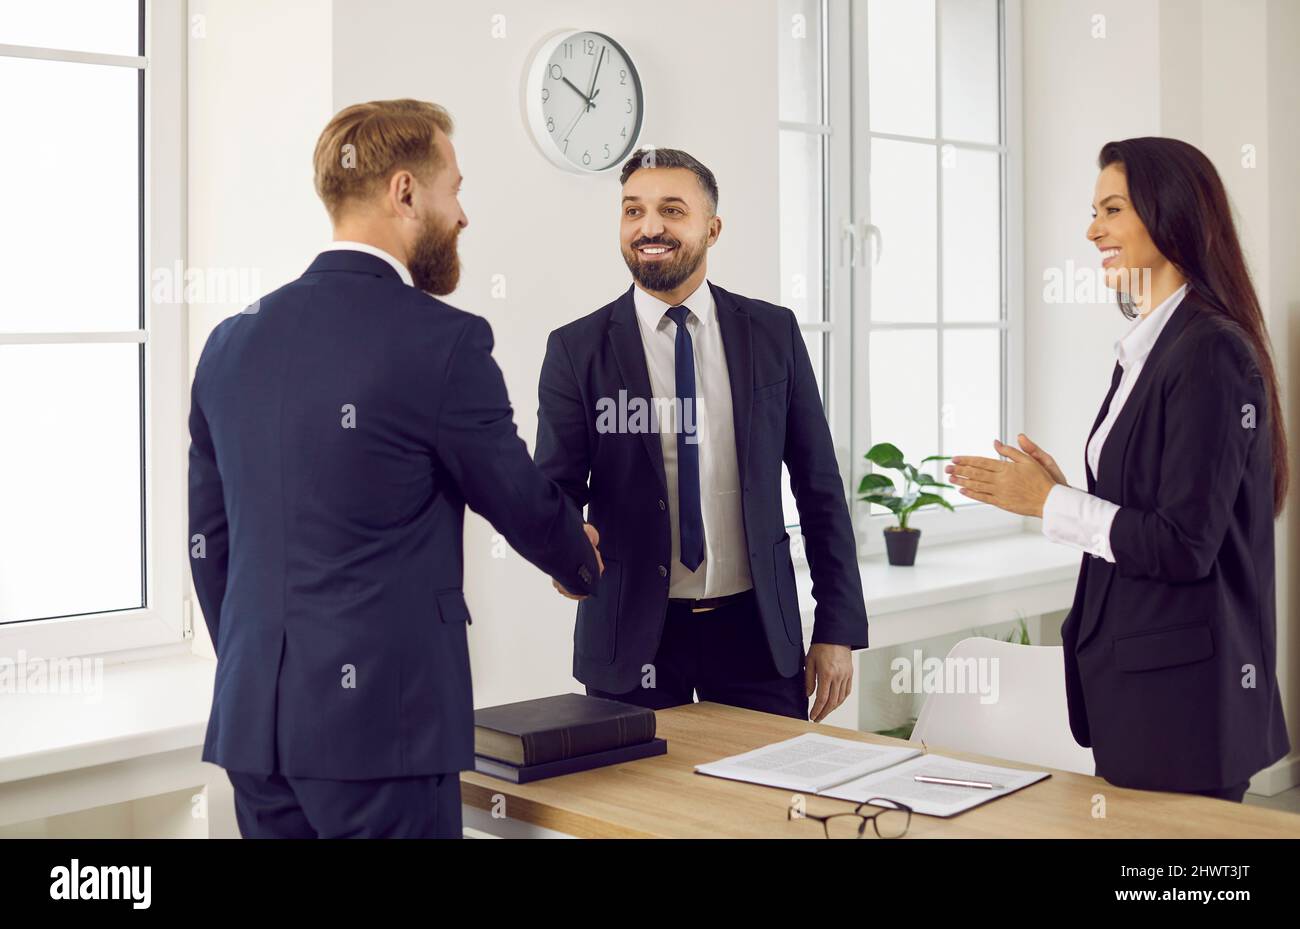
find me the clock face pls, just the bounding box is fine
[526,31,644,173]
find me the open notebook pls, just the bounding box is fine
[694,733,1051,818]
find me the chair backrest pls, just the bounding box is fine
[910,638,1095,775]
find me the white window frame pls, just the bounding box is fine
[838,0,1025,554]
[0,0,189,663]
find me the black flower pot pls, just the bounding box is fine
[884,527,921,566]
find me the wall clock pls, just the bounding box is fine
[524,30,645,174]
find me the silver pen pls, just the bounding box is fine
[914,775,1004,790]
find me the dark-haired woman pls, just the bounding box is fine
[946,137,1290,802]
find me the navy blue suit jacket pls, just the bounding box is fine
[536,282,868,693]
[1061,288,1290,791]
[188,250,598,779]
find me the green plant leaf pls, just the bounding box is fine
[915,472,948,486]
[857,473,896,494]
[919,454,951,464]
[914,492,955,512]
[863,493,904,513]
[865,442,906,470]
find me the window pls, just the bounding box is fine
[778,0,1023,551]
[0,1,187,660]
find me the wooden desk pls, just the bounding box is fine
[461,702,1300,838]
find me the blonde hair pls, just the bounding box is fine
[312,99,454,220]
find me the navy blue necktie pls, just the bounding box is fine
[666,305,704,572]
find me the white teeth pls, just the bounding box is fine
[1101,248,1120,259]
[642,246,670,255]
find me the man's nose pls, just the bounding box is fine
[638,215,665,239]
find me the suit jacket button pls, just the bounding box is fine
[658,499,667,511]
[658,564,668,577]
[579,565,592,584]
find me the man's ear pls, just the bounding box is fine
[707,214,723,246]
[389,170,416,218]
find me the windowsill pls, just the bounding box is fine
[0,652,215,785]
[797,529,1081,649]
[0,533,1080,784]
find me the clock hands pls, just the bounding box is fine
[586,45,606,103]
[558,43,611,149]
[561,76,590,106]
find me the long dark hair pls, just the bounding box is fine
[1098,137,1288,516]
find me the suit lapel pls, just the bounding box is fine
[1083,366,1118,493]
[1092,290,1203,503]
[1076,289,1204,650]
[712,282,753,488]
[607,286,668,494]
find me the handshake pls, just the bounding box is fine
[553,523,603,600]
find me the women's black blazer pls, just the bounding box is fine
[1060,288,1290,792]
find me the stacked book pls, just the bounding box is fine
[473,693,667,783]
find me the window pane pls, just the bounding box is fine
[941,147,1001,322]
[867,0,935,138]
[0,56,140,333]
[942,328,1001,506]
[868,330,937,515]
[0,0,139,56]
[869,139,936,322]
[779,130,825,324]
[939,0,1000,145]
[777,0,823,124]
[0,343,143,622]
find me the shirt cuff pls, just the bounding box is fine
[1041,484,1120,562]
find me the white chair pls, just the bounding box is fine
[910,637,1096,775]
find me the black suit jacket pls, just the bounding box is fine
[1060,288,1290,791]
[535,282,868,693]
[189,250,597,778]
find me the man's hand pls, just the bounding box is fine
[805,643,853,722]
[552,523,602,600]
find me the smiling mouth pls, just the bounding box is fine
[1100,247,1122,268]
[636,243,677,261]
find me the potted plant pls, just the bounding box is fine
[857,442,954,566]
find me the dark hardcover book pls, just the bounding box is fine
[473,738,668,783]
[474,693,657,766]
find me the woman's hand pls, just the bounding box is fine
[1014,433,1068,486]
[945,437,1058,518]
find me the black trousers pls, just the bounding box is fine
[227,769,463,838]
[587,589,809,720]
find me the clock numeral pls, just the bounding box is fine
[549,64,562,80]
[541,87,549,102]
[620,70,627,85]
[546,116,554,133]
[582,150,592,166]
[603,144,610,159]
[583,38,595,56]
[625,98,633,114]
[620,126,627,138]
[562,139,569,153]
[563,42,573,59]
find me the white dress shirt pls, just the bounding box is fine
[322,240,413,287]
[1041,283,1189,561]
[632,279,753,599]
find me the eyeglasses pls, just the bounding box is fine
[788,797,914,839]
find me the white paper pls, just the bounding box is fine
[694,733,922,794]
[821,753,1050,817]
